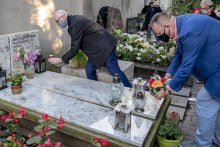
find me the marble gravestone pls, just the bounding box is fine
[0,84,153,147]
[9,30,40,74]
[24,71,165,119]
[0,35,10,76]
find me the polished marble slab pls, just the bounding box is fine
[24,71,164,119]
[0,84,153,147]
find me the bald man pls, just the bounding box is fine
[48,10,131,88]
[150,13,220,147]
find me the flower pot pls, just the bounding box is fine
[11,85,22,95]
[157,134,183,147]
[25,65,35,79]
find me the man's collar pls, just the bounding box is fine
[174,17,178,41]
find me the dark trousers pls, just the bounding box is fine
[85,48,132,88]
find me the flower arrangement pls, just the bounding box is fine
[0,107,64,147]
[91,137,109,147]
[7,68,25,86]
[112,30,177,66]
[15,48,41,70]
[147,75,171,95]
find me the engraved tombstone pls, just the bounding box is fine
[0,35,10,77]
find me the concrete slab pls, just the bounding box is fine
[61,60,134,83]
[24,71,165,119]
[0,35,10,75]
[171,88,191,97]
[0,84,153,147]
[167,106,186,121]
[170,95,188,108]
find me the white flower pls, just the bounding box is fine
[159,46,164,50]
[120,45,123,48]
[156,58,161,62]
[153,43,156,46]
[137,37,142,42]
[169,47,176,54]
[116,47,119,51]
[118,41,120,43]
[140,49,143,52]
[125,43,128,46]
[143,42,149,47]
[126,45,133,52]
[137,44,139,47]
[156,50,160,54]
[134,48,138,51]
[161,55,167,59]
[123,33,128,36]
[142,50,146,53]
[137,53,140,56]
[136,57,141,61]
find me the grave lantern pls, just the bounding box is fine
[133,92,146,113]
[34,55,46,74]
[0,63,8,90]
[132,77,147,98]
[114,103,132,133]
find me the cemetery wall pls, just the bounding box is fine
[0,0,144,59]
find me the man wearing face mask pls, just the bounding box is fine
[48,10,132,88]
[150,13,220,147]
[141,0,162,31]
[200,0,220,20]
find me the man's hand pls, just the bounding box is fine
[48,58,63,64]
[164,75,172,80]
[68,47,70,51]
[152,2,157,7]
[154,89,167,100]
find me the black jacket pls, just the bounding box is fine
[141,5,162,30]
[209,11,220,21]
[61,15,118,69]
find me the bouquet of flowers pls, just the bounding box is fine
[147,75,171,96]
[15,48,41,70]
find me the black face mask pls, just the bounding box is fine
[158,28,170,42]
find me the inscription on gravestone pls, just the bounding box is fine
[9,30,40,74]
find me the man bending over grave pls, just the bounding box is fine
[48,10,132,88]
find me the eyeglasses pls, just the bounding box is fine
[55,14,66,23]
[201,7,211,11]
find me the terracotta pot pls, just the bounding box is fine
[11,85,22,95]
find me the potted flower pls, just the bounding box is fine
[91,137,109,147]
[15,48,41,79]
[7,68,25,95]
[147,75,171,96]
[157,120,183,147]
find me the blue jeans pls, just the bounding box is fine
[195,86,220,147]
[85,48,132,88]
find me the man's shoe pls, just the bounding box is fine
[179,140,199,147]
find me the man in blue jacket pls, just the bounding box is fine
[150,13,220,147]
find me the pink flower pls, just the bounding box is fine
[34,50,41,55]
[55,142,61,147]
[42,113,48,120]
[102,138,109,146]
[28,133,32,138]
[60,115,65,124]
[23,54,30,63]
[9,112,13,118]
[37,145,43,147]
[13,117,20,123]
[19,107,27,116]
[44,126,51,132]
[25,49,30,55]
[57,123,64,128]
[15,52,20,61]
[44,138,51,146]
[22,145,27,147]
[11,134,15,139]
[52,120,56,122]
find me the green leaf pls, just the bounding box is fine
[0,129,13,136]
[26,136,42,145]
[155,75,161,81]
[40,137,47,145]
[3,142,10,147]
[45,130,55,136]
[15,133,22,139]
[48,122,57,129]
[93,142,102,147]
[34,125,44,132]
[0,111,5,115]
[163,79,172,88]
[38,118,46,124]
[153,87,162,94]
[5,118,13,123]
[8,123,19,130]
[6,136,13,142]
[15,114,22,118]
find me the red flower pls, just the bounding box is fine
[0,108,1,110]
[44,138,51,146]
[60,115,65,124]
[171,111,175,115]
[11,134,15,139]
[42,113,48,120]
[102,138,109,146]
[0,130,2,132]
[9,112,13,118]
[161,78,167,83]
[171,114,175,118]
[0,115,2,119]
[148,78,155,85]
[55,142,61,147]
[37,130,43,137]
[176,113,179,116]
[22,145,27,147]
[52,120,56,122]
[19,107,27,116]
[2,116,9,121]
[44,126,51,132]
[13,117,20,123]
[57,123,64,128]
[37,145,43,147]
[28,134,32,138]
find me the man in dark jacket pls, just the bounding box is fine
[141,0,162,30]
[48,10,132,87]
